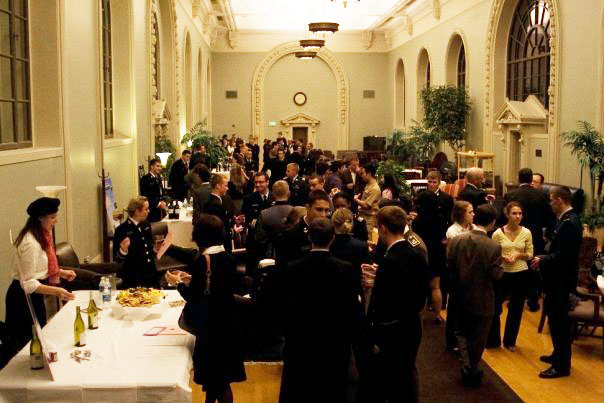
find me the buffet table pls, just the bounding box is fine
[0,290,195,402]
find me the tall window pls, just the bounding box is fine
[101,0,113,138]
[507,0,551,107]
[457,44,466,88]
[152,11,160,100]
[426,61,431,88]
[0,0,31,150]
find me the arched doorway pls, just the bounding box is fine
[416,48,431,120]
[251,42,349,152]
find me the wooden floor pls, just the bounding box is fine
[482,303,604,403]
[191,303,604,402]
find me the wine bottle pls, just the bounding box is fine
[30,325,44,370]
[74,306,86,347]
[87,292,99,329]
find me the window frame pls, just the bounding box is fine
[457,43,466,88]
[101,0,114,139]
[506,0,551,108]
[426,61,431,88]
[0,0,32,151]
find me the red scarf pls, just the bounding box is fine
[43,230,61,285]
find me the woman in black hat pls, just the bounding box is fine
[6,197,76,355]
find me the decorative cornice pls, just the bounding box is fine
[227,30,238,49]
[363,31,374,50]
[432,0,441,20]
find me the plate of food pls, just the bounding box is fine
[111,288,168,320]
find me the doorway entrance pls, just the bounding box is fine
[292,127,308,144]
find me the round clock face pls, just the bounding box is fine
[293,92,307,106]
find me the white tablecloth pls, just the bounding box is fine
[598,275,604,295]
[163,208,196,249]
[0,290,195,402]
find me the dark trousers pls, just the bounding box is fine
[445,293,459,349]
[488,270,531,347]
[545,293,572,372]
[5,280,47,357]
[456,310,492,373]
[360,315,422,403]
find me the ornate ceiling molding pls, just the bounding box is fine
[432,0,441,20]
[251,41,349,152]
[484,0,560,181]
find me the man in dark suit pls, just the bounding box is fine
[168,150,191,201]
[447,204,503,387]
[426,170,454,228]
[275,190,331,267]
[189,144,210,171]
[505,167,556,311]
[531,186,582,379]
[255,180,293,259]
[458,167,494,210]
[191,164,212,215]
[284,163,308,206]
[279,218,359,403]
[140,158,167,222]
[113,196,160,288]
[360,206,430,403]
[203,173,231,227]
[338,159,355,198]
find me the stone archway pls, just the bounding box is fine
[484,0,560,181]
[251,42,349,152]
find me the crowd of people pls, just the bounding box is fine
[6,130,586,402]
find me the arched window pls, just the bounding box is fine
[151,10,160,100]
[0,0,31,149]
[507,0,551,107]
[457,44,466,88]
[426,61,431,88]
[101,0,113,137]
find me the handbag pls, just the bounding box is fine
[178,254,212,341]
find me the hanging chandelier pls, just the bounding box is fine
[331,0,360,8]
[295,51,317,60]
[299,39,325,51]
[308,22,339,36]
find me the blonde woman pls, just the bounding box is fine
[330,208,370,275]
[488,202,533,351]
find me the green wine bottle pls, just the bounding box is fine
[87,292,99,329]
[30,325,44,370]
[74,306,86,347]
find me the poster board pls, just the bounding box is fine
[104,177,120,236]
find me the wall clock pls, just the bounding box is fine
[293,92,307,106]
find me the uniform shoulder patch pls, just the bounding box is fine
[407,234,420,247]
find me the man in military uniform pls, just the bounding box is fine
[241,172,274,227]
[360,206,430,403]
[139,158,167,222]
[531,186,582,379]
[113,196,160,288]
[285,163,308,206]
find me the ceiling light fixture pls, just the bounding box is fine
[295,51,318,60]
[331,0,360,8]
[299,39,325,50]
[308,22,339,36]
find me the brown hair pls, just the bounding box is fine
[127,196,148,217]
[426,170,442,181]
[229,163,247,192]
[504,201,523,216]
[451,200,471,224]
[377,206,407,235]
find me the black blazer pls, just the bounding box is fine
[113,218,158,288]
[504,184,555,254]
[285,176,309,206]
[280,250,359,401]
[190,152,210,171]
[540,209,582,295]
[241,191,274,224]
[436,190,454,228]
[368,240,430,324]
[140,173,165,222]
[458,183,488,210]
[168,159,189,201]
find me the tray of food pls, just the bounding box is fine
[111,288,168,320]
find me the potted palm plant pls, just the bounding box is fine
[180,119,227,169]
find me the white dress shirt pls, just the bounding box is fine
[13,231,48,294]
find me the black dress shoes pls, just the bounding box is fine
[539,366,570,379]
[539,355,554,364]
